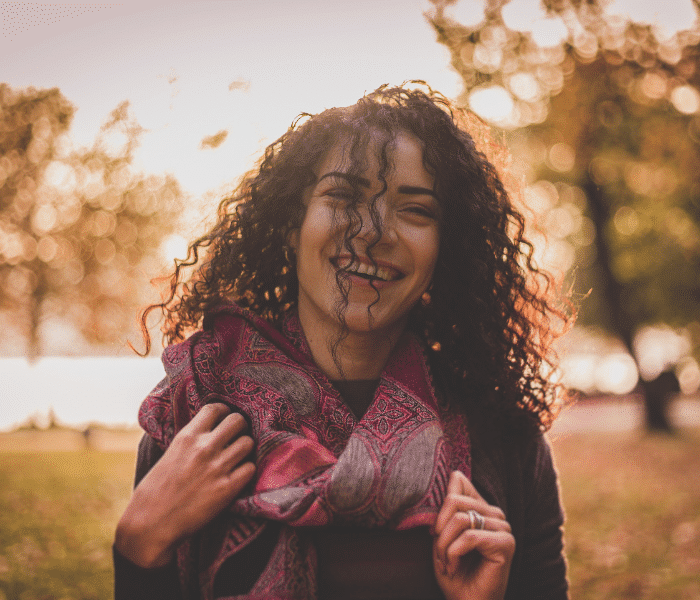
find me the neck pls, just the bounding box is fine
[297,305,405,380]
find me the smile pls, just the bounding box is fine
[333,257,404,282]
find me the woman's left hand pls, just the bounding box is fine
[433,471,515,600]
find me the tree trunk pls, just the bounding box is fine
[26,269,46,363]
[583,176,675,433]
[639,372,679,433]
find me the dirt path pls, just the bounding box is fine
[551,394,700,434]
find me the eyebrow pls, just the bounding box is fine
[397,185,438,199]
[318,171,371,187]
[318,172,437,198]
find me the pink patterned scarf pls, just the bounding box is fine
[139,303,470,599]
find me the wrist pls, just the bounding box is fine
[114,506,176,568]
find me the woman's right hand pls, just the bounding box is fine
[114,403,256,568]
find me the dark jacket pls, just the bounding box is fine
[114,427,568,600]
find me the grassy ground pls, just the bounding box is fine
[551,427,700,600]
[0,450,135,600]
[0,427,698,599]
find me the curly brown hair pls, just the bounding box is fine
[141,82,572,433]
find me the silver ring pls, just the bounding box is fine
[467,509,485,530]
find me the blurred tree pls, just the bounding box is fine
[428,0,700,431]
[0,85,183,360]
[0,85,73,358]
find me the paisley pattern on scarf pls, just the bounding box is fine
[138,303,471,600]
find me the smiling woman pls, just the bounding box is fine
[291,130,440,379]
[114,83,573,600]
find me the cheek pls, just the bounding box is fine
[293,208,339,272]
[293,215,322,259]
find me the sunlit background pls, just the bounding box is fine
[1,0,463,428]
[3,3,700,599]
[2,0,700,430]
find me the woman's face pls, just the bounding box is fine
[290,130,440,337]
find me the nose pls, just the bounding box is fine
[353,197,396,246]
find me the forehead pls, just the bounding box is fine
[314,130,428,179]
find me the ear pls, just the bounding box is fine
[287,228,300,253]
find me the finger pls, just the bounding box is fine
[191,461,256,528]
[219,434,255,471]
[446,470,483,501]
[434,510,511,566]
[482,515,511,534]
[445,511,511,535]
[451,496,505,521]
[211,412,249,449]
[225,461,256,495]
[186,403,231,433]
[435,510,473,566]
[435,494,507,534]
[444,530,515,577]
[434,512,468,565]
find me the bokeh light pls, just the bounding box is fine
[671,84,700,114]
[677,357,700,394]
[634,325,692,381]
[468,85,514,123]
[595,353,639,395]
[161,234,189,263]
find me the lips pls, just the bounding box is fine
[332,256,404,282]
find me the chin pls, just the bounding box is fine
[340,305,406,337]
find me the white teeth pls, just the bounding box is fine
[336,258,398,281]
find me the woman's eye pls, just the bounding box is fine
[403,204,437,219]
[325,188,357,203]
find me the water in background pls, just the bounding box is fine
[0,357,165,430]
[2,354,698,433]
